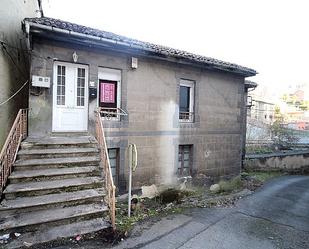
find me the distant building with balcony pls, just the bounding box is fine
[248,97,275,124]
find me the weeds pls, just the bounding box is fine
[217,176,243,193]
[246,171,284,182]
[115,170,284,237]
[246,146,274,155]
[115,194,186,235]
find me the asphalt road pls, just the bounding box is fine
[114,175,309,249]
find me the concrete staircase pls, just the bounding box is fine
[0,135,110,248]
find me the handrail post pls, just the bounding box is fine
[0,109,28,195]
[95,109,116,231]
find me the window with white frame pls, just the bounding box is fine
[56,65,66,105]
[179,79,195,122]
[77,68,86,106]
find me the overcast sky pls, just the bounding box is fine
[42,0,309,97]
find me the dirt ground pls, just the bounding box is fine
[26,171,285,249]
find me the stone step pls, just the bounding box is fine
[6,217,110,249]
[21,136,98,150]
[8,166,100,183]
[3,177,103,199]
[17,147,99,160]
[0,203,108,234]
[13,156,100,171]
[51,132,90,136]
[0,188,105,215]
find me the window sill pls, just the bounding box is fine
[179,112,194,123]
[102,117,121,122]
[179,119,194,123]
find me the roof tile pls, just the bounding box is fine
[24,17,256,76]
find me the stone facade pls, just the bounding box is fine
[29,35,248,190]
[0,0,39,148]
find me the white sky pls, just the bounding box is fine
[42,0,309,98]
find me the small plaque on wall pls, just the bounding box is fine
[32,75,50,88]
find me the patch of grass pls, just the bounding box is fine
[246,171,284,182]
[188,186,207,196]
[115,191,189,235]
[218,176,243,193]
[246,146,274,154]
[116,211,157,234]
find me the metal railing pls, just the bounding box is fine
[95,109,116,230]
[179,112,194,122]
[0,109,28,194]
[99,107,128,121]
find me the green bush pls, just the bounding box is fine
[218,176,243,193]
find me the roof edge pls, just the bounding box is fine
[24,18,258,77]
[245,80,258,89]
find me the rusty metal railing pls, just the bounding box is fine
[99,107,128,121]
[0,109,28,194]
[95,109,116,230]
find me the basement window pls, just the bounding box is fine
[178,145,193,176]
[108,148,119,186]
[179,79,195,122]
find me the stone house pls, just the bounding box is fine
[0,0,41,149]
[24,17,257,191]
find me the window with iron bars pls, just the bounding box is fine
[179,79,195,122]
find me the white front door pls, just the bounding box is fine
[52,62,88,132]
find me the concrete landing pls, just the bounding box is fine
[22,136,97,148]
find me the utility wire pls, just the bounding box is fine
[1,43,28,77]
[0,40,53,62]
[0,40,27,51]
[0,81,29,107]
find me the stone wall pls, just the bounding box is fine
[245,151,309,174]
[29,37,246,190]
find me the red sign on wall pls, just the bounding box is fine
[100,83,115,103]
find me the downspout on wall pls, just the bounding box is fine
[242,80,258,168]
[37,0,44,17]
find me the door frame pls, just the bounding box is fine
[97,67,122,110]
[52,61,89,132]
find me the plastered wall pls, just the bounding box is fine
[29,38,245,190]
